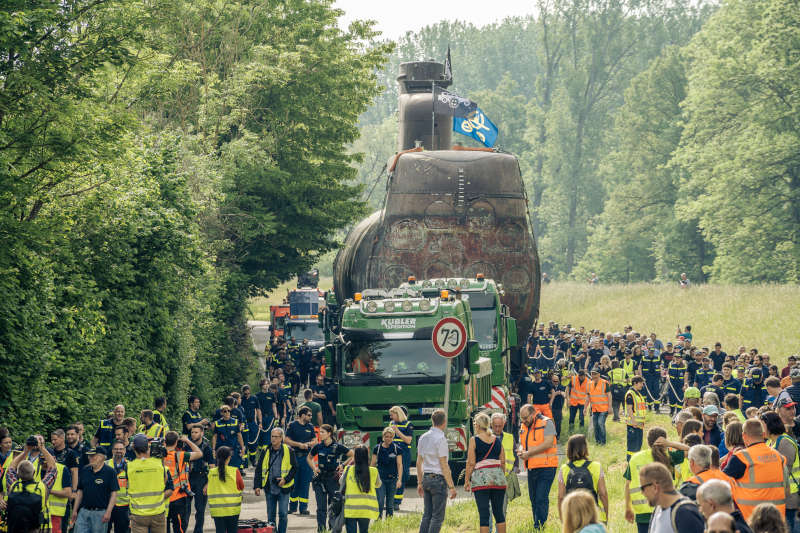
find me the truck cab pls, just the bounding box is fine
[285,287,326,352]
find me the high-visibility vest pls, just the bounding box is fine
[520,414,558,469]
[732,442,786,520]
[570,376,588,406]
[609,368,626,386]
[771,435,800,494]
[127,457,169,516]
[622,359,636,381]
[674,459,691,487]
[686,468,733,488]
[163,451,189,502]
[153,411,170,432]
[207,465,242,517]
[560,459,606,521]
[260,444,295,490]
[10,479,49,523]
[343,466,379,519]
[501,432,515,471]
[625,389,647,428]
[588,379,610,413]
[47,463,68,517]
[628,449,655,516]
[137,423,166,440]
[733,409,746,422]
[105,459,129,506]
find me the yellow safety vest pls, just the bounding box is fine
[106,459,129,506]
[610,368,626,386]
[10,479,49,523]
[343,466,379,519]
[628,449,655,516]
[127,457,168,516]
[207,465,242,517]
[260,444,295,490]
[622,359,636,381]
[625,389,647,428]
[560,459,606,521]
[47,463,68,517]
[772,435,800,494]
[501,432,515,471]
[137,423,166,440]
[153,411,170,432]
[674,459,691,487]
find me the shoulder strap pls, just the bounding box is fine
[479,437,497,462]
[670,497,693,532]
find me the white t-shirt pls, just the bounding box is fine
[417,426,448,475]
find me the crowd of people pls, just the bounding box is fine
[2,321,800,533]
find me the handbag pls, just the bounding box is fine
[469,437,507,491]
[505,469,521,501]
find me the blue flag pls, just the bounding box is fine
[453,108,498,147]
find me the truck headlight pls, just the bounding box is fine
[365,301,378,313]
[402,300,413,312]
[384,301,395,312]
[419,300,431,312]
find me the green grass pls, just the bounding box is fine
[540,282,800,364]
[246,277,334,321]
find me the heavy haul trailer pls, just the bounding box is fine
[328,283,514,474]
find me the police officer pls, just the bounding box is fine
[285,406,316,515]
[185,425,214,533]
[640,347,662,412]
[308,424,352,530]
[127,435,173,533]
[240,385,262,467]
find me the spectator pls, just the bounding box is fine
[585,368,611,445]
[759,411,799,528]
[702,406,723,447]
[638,462,705,533]
[696,479,753,533]
[748,503,789,533]
[705,512,737,533]
[557,434,608,523]
[518,403,558,529]
[71,446,118,533]
[205,446,243,533]
[679,273,690,288]
[560,489,606,533]
[342,445,380,533]
[786,368,800,405]
[678,445,732,501]
[719,421,744,470]
[417,409,457,533]
[186,425,214,533]
[463,413,506,533]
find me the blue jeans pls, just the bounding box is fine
[527,467,556,530]
[418,473,447,533]
[266,491,290,533]
[376,477,397,517]
[592,411,608,445]
[75,508,106,533]
[787,509,800,533]
[289,454,312,512]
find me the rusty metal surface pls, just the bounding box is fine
[334,150,541,335]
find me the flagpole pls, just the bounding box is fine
[431,80,435,150]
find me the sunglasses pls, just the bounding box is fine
[640,482,655,490]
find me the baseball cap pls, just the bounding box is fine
[132,434,149,451]
[86,445,107,457]
[775,395,797,409]
[590,366,600,374]
[685,387,701,399]
[666,342,673,347]
[702,405,720,416]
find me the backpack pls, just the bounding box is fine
[669,497,697,532]
[7,480,44,533]
[565,461,597,501]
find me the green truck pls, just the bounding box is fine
[324,276,518,473]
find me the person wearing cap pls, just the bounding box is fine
[127,434,173,533]
[666,352,688,416]
[528,369,554,419]
[701,405,723,448]
[71,446,118,533]
[760,411,800,528]
[585,367,611,445]
[740,368,767,411]
[567,369,588,429]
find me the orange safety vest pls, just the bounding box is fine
[164,450,190,502]
[588,379,610,413]
[732,442,787,520]
[570,376,588,406]
[353,358,375,373]
[687,468,733,486]
[519,414,558,469]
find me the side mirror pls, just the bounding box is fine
[465,339,480,373]
[507,318,518,348]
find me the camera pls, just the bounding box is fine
[177,480,195,498]
[25,435,38,447]
[149,438,167,459]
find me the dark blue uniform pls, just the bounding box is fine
[694,367,714,388]
[213,418,242,468]
[640,352,662,410]
[373,442,401,518]
[391,420,414,508]
[740,379,767,410]
[667,361,687,412]
[722,377,742,398]
[182,409,204,436]
[310,441,349,530]
[286,420,316,513]
[241,394,260,464]
[256,390,277,444]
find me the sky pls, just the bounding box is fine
[333,0,537,40]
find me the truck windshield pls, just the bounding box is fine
[341,339,461,384]
[286,322,324,341]
[472,309,498,351]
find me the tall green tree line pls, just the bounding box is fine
[0,0,391,434]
